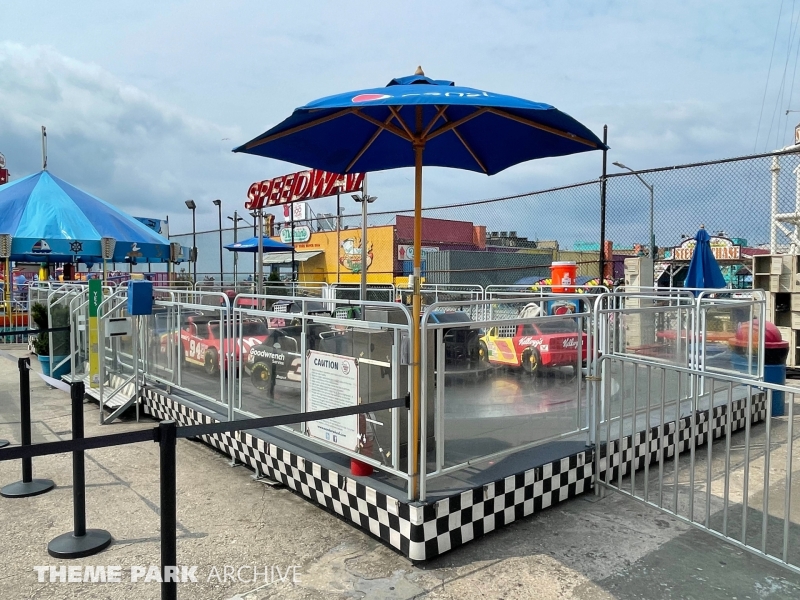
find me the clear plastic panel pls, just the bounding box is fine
[440,314,588,470]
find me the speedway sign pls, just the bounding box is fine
[246,169,364,210]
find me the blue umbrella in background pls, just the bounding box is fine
[684,226,727,292]
[224,236,292,253]
[233,67,605,498]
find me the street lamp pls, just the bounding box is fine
[352,186,377,307]
[249,211,258,280]
[213,199,223,284]
[185,200,197,283]
[227,211,246,283]
[613,161,655,270]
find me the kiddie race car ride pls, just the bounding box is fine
[166,315,269,375]
[480,303,587,374]
[427,311,491,378]
[266,299,331,328]
[247,323,350,397]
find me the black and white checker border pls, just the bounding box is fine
[140,387,593,561]
[141,387,766,560]
[597,393,767,484]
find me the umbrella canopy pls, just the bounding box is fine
[684,227,727,292]
[234,71,604,175]
[233,68,605,499]
[0,171,186,263]
[224,236,293,253]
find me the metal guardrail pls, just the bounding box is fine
[594,353,799,577]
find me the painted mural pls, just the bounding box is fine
[339,235,373,274]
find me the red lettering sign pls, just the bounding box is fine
[245,169,364,210]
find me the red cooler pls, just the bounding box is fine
[551,261,577,293]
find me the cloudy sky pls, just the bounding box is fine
[0,1,793,238]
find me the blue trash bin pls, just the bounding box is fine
[730,353,786,417]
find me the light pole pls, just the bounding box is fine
[185,200,197,283]
[249,211,258,280]
[213,199,222,284]
[352,180,377,307]
[613,161,655,262]
[227,211,245,283]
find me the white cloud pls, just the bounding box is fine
[0,42,254,230]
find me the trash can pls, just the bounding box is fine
[729,320,789,417]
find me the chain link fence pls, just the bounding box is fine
[169,149,800,286]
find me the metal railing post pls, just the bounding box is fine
[159,420,178,600]
[0,357,55,498]
[48,381,112,558]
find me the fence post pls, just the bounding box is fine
[159,420,178,600]
[47,381,112,558]
[0,357,55,498]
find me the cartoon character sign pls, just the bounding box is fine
[339,236,373,273]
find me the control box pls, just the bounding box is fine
[127,280,154,315]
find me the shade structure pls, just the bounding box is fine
[685,227,727,292]
[233,72,605,175]
[0,171,186,263]
[233,69,605,499]
[224,236,293,253]
[261,250,322,264]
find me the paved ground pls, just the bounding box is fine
[1,345,800,599]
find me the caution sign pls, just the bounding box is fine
[88,279,101,388]
[305,350,359,451]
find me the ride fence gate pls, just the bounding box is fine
[590,290,800,576]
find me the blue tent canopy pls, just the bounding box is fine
[224,236,293,253]
[0,171,188,263]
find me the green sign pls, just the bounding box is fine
[88,278,102,388]
[88,279,102,317]
[280,226,311,244]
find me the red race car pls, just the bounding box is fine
[481,305,587,374]
[163,316,269,375]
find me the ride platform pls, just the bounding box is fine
[138,373,766,561]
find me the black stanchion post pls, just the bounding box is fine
[0,357,54,498]
[159,420,178,600]
[47,381,112,558]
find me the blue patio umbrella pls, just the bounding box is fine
[0,171,188,263]
[233,68,605,497]
[224,236,292,253]
[684,227,727,292]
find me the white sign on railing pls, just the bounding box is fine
[306,350,360,451]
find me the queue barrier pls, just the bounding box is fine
[0,385,408,600]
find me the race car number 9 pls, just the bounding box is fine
[189,340,205,358]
